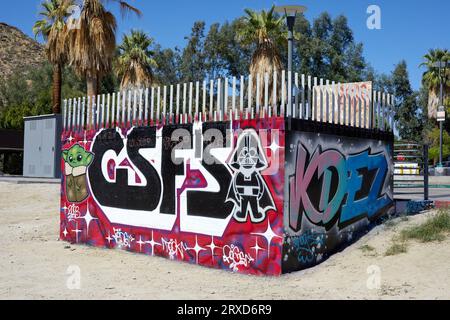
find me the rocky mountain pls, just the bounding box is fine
[0,22,46,80]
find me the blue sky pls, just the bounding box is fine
[1,0,449,90]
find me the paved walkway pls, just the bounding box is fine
[429,176,450,186]
[0,176,60,184]
[394,175,450,202]
[395,188,450,202]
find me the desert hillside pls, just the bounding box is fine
[0,22,45,80]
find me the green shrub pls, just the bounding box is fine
[385,242,408,256]
[400,210,450,243]
[359,244,375,252]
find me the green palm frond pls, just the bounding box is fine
[32,20,51,39]
[420,48,450,90]
[33,0,74,64]
[237,5,286,46]
[116,30,157,89]
[236,6,286,106]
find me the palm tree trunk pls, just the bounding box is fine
[52,63,62,114]
[97,75,102,94]
[428,89,439,119]
[87,75,98,98]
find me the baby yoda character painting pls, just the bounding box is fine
[62,144,94,203]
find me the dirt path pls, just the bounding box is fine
[0,182,449,300]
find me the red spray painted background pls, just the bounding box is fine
[60,117,285,276]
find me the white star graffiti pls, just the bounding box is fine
[266,138,284,154]
[67,135,74,143]
[251,220,282,250]
[71,223,82,243]
[62,228,68,237]
[145,231,161,256]
[205,236,222,262]
[187,236,207,264]
[136,236,146,252]
[105,232,113,244]
[79,206,97,236]
[251,237,266,261]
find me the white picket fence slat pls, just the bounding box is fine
[62,71,395,134]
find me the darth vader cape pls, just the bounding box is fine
[226,171,276,215]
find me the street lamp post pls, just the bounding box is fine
[274,5,307,116]
[434,60,448,168]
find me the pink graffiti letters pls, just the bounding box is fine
[289,144,347,228]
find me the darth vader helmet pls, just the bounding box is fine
[230,130,267,171]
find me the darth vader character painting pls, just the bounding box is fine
[226,129,275,223]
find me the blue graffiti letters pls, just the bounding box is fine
[340,150,390,223]
[289,142,392,231]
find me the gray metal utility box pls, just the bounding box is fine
[23,114,62,178]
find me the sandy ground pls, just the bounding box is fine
[0,181,449,300]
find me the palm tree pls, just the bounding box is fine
[237,6,286,106]
[33,0,74,114]
[420,49,450,118]
[116,30,157,91]
[68,0,141,97]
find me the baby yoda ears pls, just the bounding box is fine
[62,150,69,162]
[85,152,94,166]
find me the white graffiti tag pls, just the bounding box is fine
[222,244,254,272]
[161,238,188,260]
[112,228,135,248]
[67,204,81,222]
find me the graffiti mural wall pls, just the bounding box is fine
[283,127,394,273]
[60,118,285,276]
[60,115,394,275]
